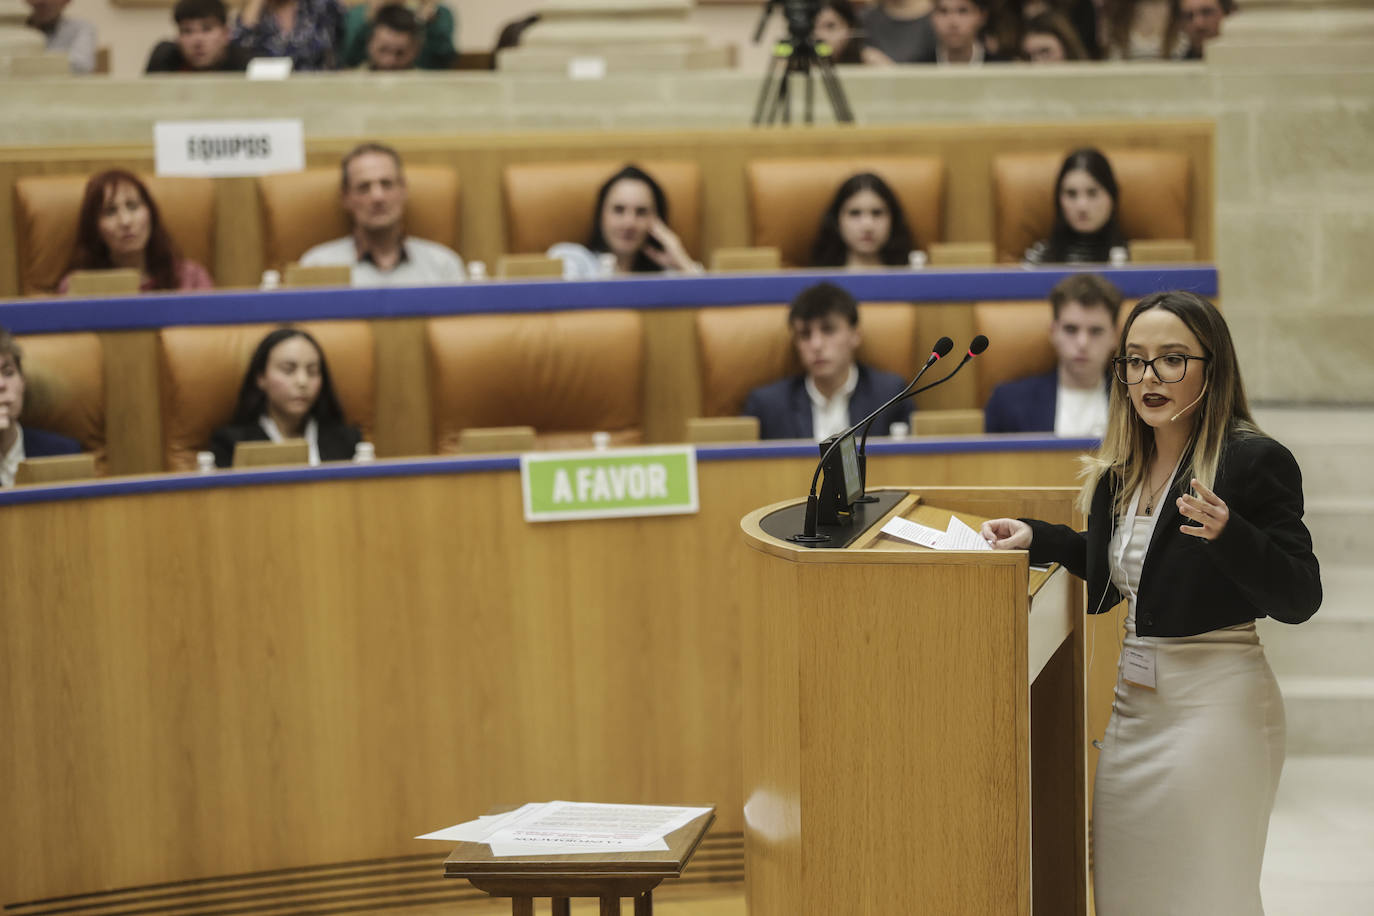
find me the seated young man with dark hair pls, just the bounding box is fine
[983,272,1122,436]
[744,282,910,441]
[362,3,422,70]
[0,327,81,489]
[146,0,252,72]
[931,0,995,64]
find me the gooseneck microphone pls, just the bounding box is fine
[796,336,954,540]
[854,335,990,494]
[851,336,954,502]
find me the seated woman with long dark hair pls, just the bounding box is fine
[1023,147,1129,265]
[57,170,214,294]
[209,327,361,468]
[810,172,916,269]
[586,164,700,274]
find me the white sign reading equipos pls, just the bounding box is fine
[154,119,305,177]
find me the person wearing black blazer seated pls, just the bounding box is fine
[982,291,1321,914]
[1,326,83,488]
[743,282,910,441]
[210,327,361,469]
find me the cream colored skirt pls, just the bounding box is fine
[1093,619,1286,916]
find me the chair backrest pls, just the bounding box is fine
[991,149,1191,262]
[695,303,922,418]
[502,160,702,258]
[14,174,217,294]
[14,332,106,463]
[745,156,945,268]
[256,165,461,271]
[427,310,645,453]
[157,321,376,471]
[972,301,1057,406]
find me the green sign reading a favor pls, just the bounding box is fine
[521,446,699,522]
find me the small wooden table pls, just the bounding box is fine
[443,807,715,916]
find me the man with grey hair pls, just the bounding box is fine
[300,142,466,287]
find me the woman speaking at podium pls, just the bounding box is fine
[981,290,1321,915]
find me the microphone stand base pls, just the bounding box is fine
[762,489,907,549]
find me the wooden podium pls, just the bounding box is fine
[739,487,1087,916]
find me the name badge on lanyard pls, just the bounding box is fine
[1122,646,1158,689]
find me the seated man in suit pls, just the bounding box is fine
[299,142,466,287]
[0,327,82,488]
[983,272,1121,436]
[744,282,910,441]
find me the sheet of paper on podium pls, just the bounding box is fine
[881,514,992,551]
[417,801,713,857]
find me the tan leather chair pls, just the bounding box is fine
[745,157,945,268]
[427,310,644,453]
[992,150,1192,262]
[257,166,461,272]
[972,301,1057,407]
[158,322,376,471]
[13,174,217,294]
[14,333,106,466]
[502,161,702,259]
[695,303,921,418]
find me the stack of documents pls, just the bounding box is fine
[881,514,992,550]
[417,801,713,857]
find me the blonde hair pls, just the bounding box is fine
[1078,290,1261,517]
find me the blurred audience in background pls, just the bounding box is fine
[1023,147,1129,265]
[209,328,361,468]
[1021,11,1089,60]
[233,0,346,70]
[1,327,83,489]
[24,0,97,73]
[146,0,251,73]
[1167,0,1234,58]
[344,0,456,70]
[300,143,467,286]
[57,170,214,293]
[811,172,917,269]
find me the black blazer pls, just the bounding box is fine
[209,421,362,469]
[1024,433,1321,637]
[983,371,1057,434]
[22,425,82,457]
[742,364,910,440]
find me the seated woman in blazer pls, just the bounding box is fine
[209,327,361,468]
[1,325,83,488]
[981,290,1320,914]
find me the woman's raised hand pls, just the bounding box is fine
[981,517,1033,550]
[1177,478,1230,541]
[643,218,701,274]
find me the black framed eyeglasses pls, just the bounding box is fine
[1113,354,1209,385]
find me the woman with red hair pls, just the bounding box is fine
[57,170,213,294]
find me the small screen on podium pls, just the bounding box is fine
[839,434,863,505]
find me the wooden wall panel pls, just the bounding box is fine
[0,450,1087,907]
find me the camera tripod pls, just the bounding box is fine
[751,35,855,126]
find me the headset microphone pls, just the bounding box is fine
[1169,381,1208,423]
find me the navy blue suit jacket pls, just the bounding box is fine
[743,364,910,440]
[983,371,1057,434]
[22,425,82,457]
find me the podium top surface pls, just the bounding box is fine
[443,809,716,879]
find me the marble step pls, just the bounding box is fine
[1252,406,1374,499]
[1277,676,1374,755]
[1305,498,1374,568]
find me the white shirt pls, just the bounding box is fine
[1054,380,1109,438]
[936,42,986,65]
[805,365,859,442]
[259,415,320,466]
[0,423,25,489]
[299,236,466,288]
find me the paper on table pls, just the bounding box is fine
[415,803,542,842]
[487,801,712,849]
[881,516,945,548]
[488,836,670,857]
[942,515,992,551]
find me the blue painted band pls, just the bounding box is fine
[0,266,1218,334]
[0,435,1095,508]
